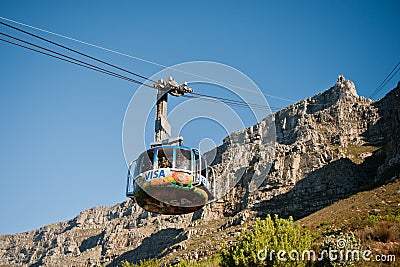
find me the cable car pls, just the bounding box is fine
[126,78,216,215]
[126,138,215,214]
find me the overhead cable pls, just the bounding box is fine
[369,61,400,98]
[0,16,296,103]
[0,21,157,84]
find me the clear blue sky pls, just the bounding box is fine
[0,0,399,234]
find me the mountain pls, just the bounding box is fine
[1,76,399,267]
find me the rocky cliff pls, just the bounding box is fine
[1,76,399,267]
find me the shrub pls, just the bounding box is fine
[121,256,220,267]
[371,221,396,242]
[363,220,399,243]
[121,259,161,267]
[318,231,363,267]
[176,256,220,267]
[319,221,330,227]
[219,214,312,267]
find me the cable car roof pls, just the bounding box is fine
[144,145,193,152]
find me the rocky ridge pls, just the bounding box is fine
[0,76,399,266]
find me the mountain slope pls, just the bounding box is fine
[0,76,399,267]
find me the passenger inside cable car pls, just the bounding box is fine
[157,148,173,168]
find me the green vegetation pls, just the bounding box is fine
[119,212,399,267]
[363,213,400,224]
[122,259,161,267]
[318,231,363,267]
[318,221,330,227]
[120,216,313,267]
[352,207,400,232]
[355,212,400,246]
[363,220,399,242]
[219,215,312,267]
[120,256,220,267]
[334,144,380,164]
[175,257,220,267]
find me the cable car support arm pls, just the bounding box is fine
[151,77,193,147]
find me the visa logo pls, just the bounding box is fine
[144,169,166,180]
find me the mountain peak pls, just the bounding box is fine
[334,74,358,98]
[304,75,361,113]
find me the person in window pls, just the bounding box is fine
[159,156,172,168]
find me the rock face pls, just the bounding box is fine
[1,76,399,267]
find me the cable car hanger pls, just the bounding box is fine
[126,77,216,215]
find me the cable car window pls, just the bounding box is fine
[129,160,137,177]
[133,156,141,177]
[138,150,155,174]
[201,157,208,177]
[175,148,192,170]
[127,160,137,194]
[193,149,200,174]
[157,148,173,168]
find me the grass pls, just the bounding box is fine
[120,256,220,267]
[364,221,399,242]
[175,256,220,267]
[299,178,400,232]
[334,144,380,164]
[318,221,330,227]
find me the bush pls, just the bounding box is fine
[121,256,220,267]
[121,259,161,267]
[219,214,312,267]
[317,231,363,267]
[175,256,220,267]
[363,220,399,243]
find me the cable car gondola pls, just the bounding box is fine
[126,78,215,215]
